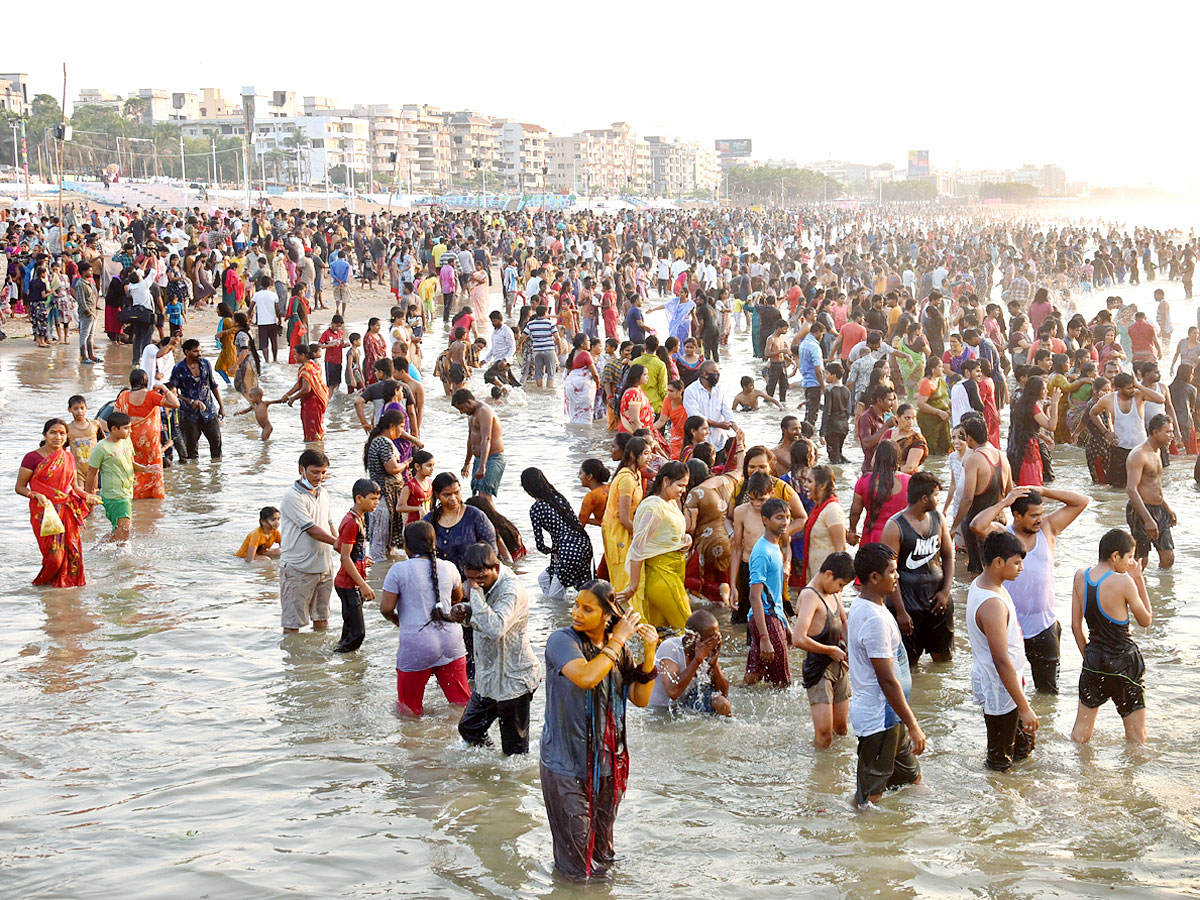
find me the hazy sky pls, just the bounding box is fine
[12,0,1200,189]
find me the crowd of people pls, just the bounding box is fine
[9,197,1194,882]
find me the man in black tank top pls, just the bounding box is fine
[882,472,955,666]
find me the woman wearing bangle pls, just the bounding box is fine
[539,580,658,882]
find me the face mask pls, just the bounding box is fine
[300,476,319,490]
[706,372,720,386]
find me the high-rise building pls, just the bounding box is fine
[401,104,452,192]
[645,136,721,196]
[548,122,649,194]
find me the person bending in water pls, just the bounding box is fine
[648,608,732,717]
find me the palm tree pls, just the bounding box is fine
[282,126,310,188]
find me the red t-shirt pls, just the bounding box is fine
[839,321,867,359]
[1128,320,1157,354]
[320,328,345,365]
[333,511,367,589]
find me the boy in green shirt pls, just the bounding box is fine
[84,411,161,543]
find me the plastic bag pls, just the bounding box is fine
[40,501,65,537]
[538,566,567,601]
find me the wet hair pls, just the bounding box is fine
[820,551,855,581]
[403,520,441,622]
[1147,412,1171,435]
[854,541,896,583]
[1098,527,1134,560]
[462,541,499,572]
[646,460,689,497]
[576,578,624,637]
[363,409,405,470]
[864,440,899,536]
[451,388,475,406]
[466,494,524,557]
[352,478,380,499]
[580,458,611,484]
[982,530,1025,566]
[907,471,941,504]
[259,506,278,524]
[521,467,587,536]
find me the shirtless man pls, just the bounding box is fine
[773,416,802,476]
[952,415,1012,574]
[729,472,776,626]
[764,322,794,403]
[452,388,506,497]
[732,376,782,412]
[442,327,473,395]
[1126,413,1175,568]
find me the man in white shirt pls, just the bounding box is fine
[480,311,516,365]
[140,335,177,386]
[279,450,338,634]
[704,260,718,291]
[683,361,738,450]
[247,275,281,362]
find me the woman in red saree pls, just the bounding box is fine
[363,317,387,384]
[115,370,181,499]
[280,343,330,441]
[285,284,311,365]
[16,419,98,587]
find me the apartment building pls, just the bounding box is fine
[444,110,499,188]
[498,121,548,190]
[548,122,649,194]
[0,73,29,116]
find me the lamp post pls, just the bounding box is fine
[541,164,548,211]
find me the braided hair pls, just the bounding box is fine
[363,409,404,471]
[403,519,441,626]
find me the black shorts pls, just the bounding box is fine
[856,723,920,806]
[1080,648,1146,718]
[1126,501,1173,558]
[894,601,954,664]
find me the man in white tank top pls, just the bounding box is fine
[1087,372,1164,488]
[967,531,1038,772]
[969,485,1089,694]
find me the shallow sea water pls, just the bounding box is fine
[1,255,1199,898]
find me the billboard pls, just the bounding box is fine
[715,138,753,158]
[907,149,930,177]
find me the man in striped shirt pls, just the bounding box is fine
[520,305,558,388]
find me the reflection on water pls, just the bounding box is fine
[0,265,1198,898]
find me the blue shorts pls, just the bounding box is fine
[470,452,505,497]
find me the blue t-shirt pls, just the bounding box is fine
[166,302,184,325]
[749,536,786,621]
[625,305,647,343]
[798,335,823,388]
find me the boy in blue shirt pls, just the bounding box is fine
[746,497,792,687]
[165,297,186,338]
